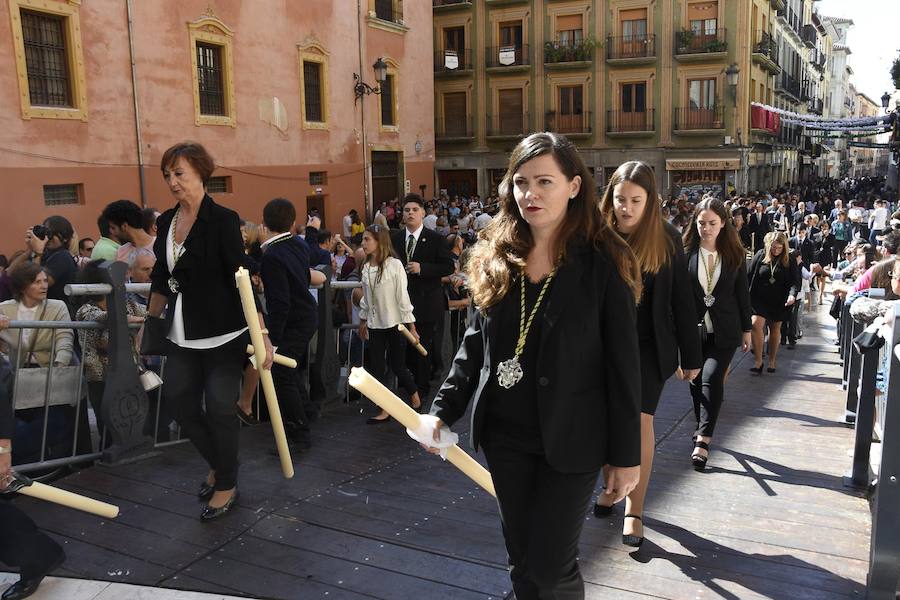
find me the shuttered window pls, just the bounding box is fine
[303,61,323,122]
[21,10,71,107]
[381,74,395,126]
[556,14,583,45]
[443,92,467,136]
[196,42,225,116]
[498,88,523,135]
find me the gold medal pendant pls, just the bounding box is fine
[497,356,523,389]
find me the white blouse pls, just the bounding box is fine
[698,247,722,333]
[358,257,416,330]
[166,215,247,349]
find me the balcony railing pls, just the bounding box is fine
[777,72,801,99]
[486,44,530,68]
[432,0,469,5]
[607,109,654,133]
[673,106,724,130]
[753,32,779,64]
[808,98,824,115]
[434,49,473,73]
[674,28,728,55]
[801,24,817,48]
[435,115,474,139]
[486,112,529,137]
[545,111,592,135]
[544,39,595,64]
[606,34,655,60]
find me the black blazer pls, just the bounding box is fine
[430,243,642,473]
[789,235,816,270]
[648,223,703,376]
[260,235,318,349]
[687,249,752,350]
[391,227,455,323]
[747,211,771,250]
[150,195,248,340]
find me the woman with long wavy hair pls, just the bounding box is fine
[423,133,643,598]
[747,231,800,374]
[683,198,752,471]
[357,224,421,423]
[593,161,702,547]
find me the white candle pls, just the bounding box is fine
[18,481,119,519]
[246,345,298,369]
[397,324,428,356]
[235,267,294,479]
[348,367,495,497]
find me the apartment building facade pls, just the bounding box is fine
[0,0,434,252]
[432,0,830,200]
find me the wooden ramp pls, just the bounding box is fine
[5,306,870,599]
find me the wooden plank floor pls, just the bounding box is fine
[5,304,871,599]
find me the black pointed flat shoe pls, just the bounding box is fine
[236,406,259,426]
[622,515,644,548]
[366,415,391,425]
[1,550,65,600]
[198,481,215,500]
[200,490,238,521]
[767,367,777,373]
[749,365,764,374]
[593,500,614,518]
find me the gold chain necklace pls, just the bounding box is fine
[496,271,555,389]
[168,208,185,293]
[700,250,720,308]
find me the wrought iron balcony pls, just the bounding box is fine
[486,112,529,137]
[545,111,592,135]
[435,115,475,140]
[606,34,656,61]
[544,39,594,64]
[486,44,530,68]
[673,106,724,131]
[674,28,728,56]
[607,109,654,133]
[434,49,473,73]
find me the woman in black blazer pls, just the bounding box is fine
[424,133,643,599]
[147,142,273,521]
[747,231,800,373]
[683,197,752,471]
[593,161,702,546]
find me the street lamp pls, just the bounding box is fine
[725,63,740,106]
[353,57,388,104]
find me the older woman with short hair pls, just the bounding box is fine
[146,142,272,521]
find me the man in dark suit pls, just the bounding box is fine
[0,354,66,600]
[392,193,455,396]
[789,223,816,271]
[747,202,771,253]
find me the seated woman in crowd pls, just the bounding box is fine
[0,263,73,368]
[75,260,146,443]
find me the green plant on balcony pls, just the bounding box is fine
[544,36,598,63]
[704,38,726,53]
[677,29,696,52]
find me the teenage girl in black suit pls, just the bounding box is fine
[683,198,752,470]
[593,161,702,547]
[424,133,643,599]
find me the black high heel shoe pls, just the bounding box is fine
[622,515,644,548]
[691,438,710,471]
[200,489,238,521]
[749,365,764,374]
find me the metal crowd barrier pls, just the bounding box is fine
[12,263,469,475]
[862,302,900,599]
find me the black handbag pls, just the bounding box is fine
[140,315,172,356]
[853,325,885,354]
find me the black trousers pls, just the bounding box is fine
[165,333,247,490]
[406,319,437,394]
[482,439,600,600]
[0,501,63,579]
[368,327,417,397]
[690,334,736,438]
[271,344,310,441]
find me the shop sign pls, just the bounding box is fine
[665,159,740,171]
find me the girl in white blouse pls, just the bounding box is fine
[358,225,421,423]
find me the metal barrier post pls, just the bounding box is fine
[844,341,878,490]
[312,272,342,411]
[97,261,154,463]
[844,318,864,424]
[866,303,900,599]
[842,303,853,388]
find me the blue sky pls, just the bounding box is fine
[815,0,900,104]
